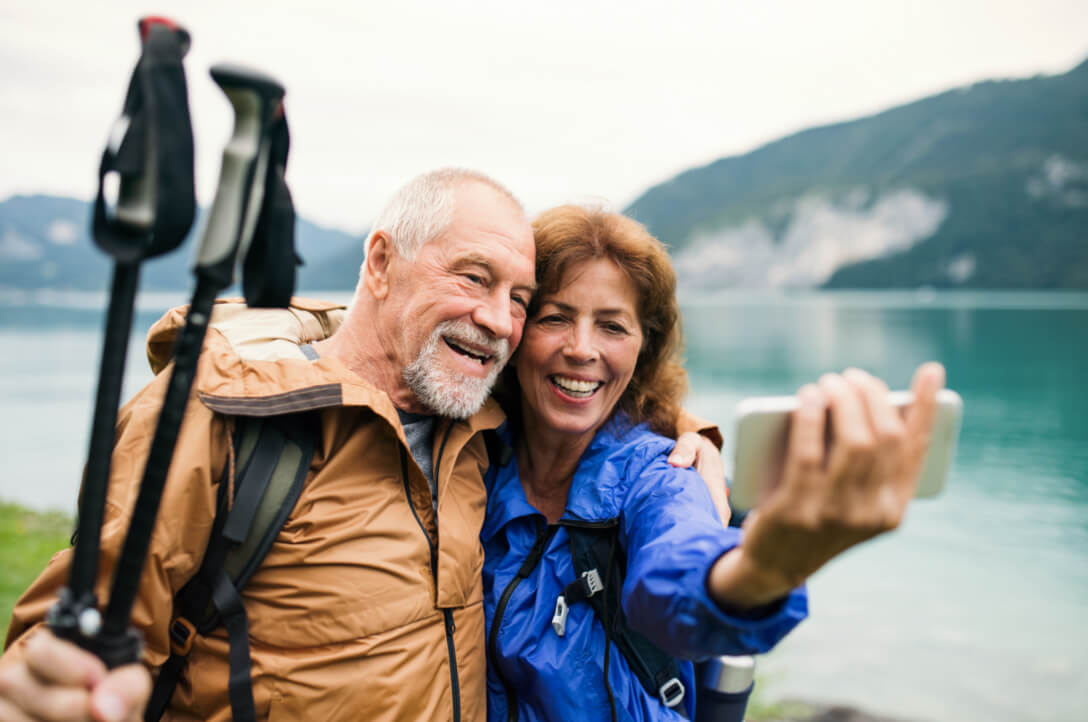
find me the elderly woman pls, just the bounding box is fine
[483,205,944,721]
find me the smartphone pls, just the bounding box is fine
[729,389,963,512]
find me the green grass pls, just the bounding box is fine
[744,672,818,722]
[747,699,818,721]
[0,501,72,647]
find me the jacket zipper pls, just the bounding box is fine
[400,443,461,722]
[487,517,556,722]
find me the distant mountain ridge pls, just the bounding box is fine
[0,194,362,291]
[626,57,1088,289]
[7,59,1088,292]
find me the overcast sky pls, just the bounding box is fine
[2,1,1086,235]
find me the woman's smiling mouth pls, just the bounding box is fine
[549,375,604,398]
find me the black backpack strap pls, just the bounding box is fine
[483,428,514,467]
[555,522,689,719]
[145,413,315,722]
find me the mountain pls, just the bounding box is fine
[8,60,1088,293]
[0,195,362,292]
[625,58,1088,289]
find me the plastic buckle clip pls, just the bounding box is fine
[551,595,570,637]
[169,617,196,656]
[581,569,603,597]
[659,677,685,708]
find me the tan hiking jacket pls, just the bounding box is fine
[5,298,501,721]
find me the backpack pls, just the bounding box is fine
[553,524,757,722]
[551,521,689,720]
[145,412,316,722]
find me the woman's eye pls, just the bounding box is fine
[603,322,629,335]
[537,314,565,325]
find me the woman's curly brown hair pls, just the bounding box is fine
[503,205,688,438]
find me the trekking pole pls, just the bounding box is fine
[48,16,196,667]
[100,64,292,652]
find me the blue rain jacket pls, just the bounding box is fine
[483,416,808,721]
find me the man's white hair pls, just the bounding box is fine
[369,167,523,260]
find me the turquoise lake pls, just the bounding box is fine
[1,290,1086,721]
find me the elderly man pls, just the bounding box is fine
[0,168,537,722]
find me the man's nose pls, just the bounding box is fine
[472,291,514,341]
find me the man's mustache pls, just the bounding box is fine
[437,321,511,368]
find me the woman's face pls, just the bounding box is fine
[516,258,644,443]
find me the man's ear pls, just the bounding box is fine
[363,231,395,300]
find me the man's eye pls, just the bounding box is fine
[512,294,529,310]
[464,274,485,285]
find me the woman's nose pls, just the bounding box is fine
[563,323,598,362]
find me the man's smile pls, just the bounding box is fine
[444,336,496,365]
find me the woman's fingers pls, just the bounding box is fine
[820,373,878,496]
[904,362,945,459]
[843,368,898,447]
[775,383,828,517]
[842,368,912,529]
[670,432,731,526]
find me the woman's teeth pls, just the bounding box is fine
[551,375,602,397]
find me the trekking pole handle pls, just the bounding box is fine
[99,64,287,639]
[95,17,195,262]
[104,19,190,231]
[195,64,285,288]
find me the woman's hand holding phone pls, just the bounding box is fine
[707,363,947,610]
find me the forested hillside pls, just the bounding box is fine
[626,59,1088,289]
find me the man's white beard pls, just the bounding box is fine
[403,320,509,418]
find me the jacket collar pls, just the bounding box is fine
[146,302,505,438]
[481,414,657,540]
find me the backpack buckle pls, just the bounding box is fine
[580,569,603,597]
[551,595,570,637]
[169,616,197,656]
[659,677,685,708]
